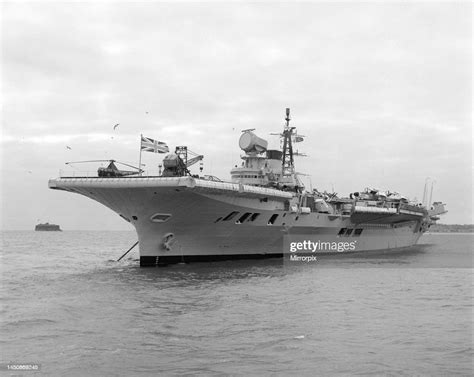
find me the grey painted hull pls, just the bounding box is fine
[49,176,424,264]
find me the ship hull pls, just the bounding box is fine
[49,176,424,266]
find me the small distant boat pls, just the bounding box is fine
[35,223,62,231]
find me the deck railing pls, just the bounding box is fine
[59,170,98,178]
[58,170,154,178]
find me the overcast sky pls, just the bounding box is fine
[1,1,472,230]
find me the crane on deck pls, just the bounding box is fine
[162,146,204,177]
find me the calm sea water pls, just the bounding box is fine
[1,231,472,376]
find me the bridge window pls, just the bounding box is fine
[345,229,353,236]
[338,228,346,235]
[354,228,363,236]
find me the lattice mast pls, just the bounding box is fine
[281,108,295,177]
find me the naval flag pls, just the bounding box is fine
[294,136,304,143]
[140,135,169,153]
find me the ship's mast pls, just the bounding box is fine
[281,108,295,177]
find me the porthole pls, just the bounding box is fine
[354,228,363,236]
[268,214,278,225]
[250,213,260,221]
[223,211,239,221]
[236,212,252,224]
[150,213,172,223]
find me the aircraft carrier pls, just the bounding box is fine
[48,109,447,266]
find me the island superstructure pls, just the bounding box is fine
[48,109,447,266]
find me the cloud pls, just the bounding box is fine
[1,1,472,228]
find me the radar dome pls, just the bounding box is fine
[239,131,268,153]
